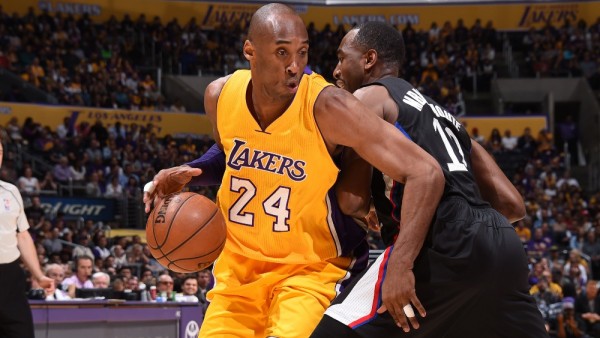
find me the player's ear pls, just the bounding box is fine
[243,40,254,61]
[364,49,377,71]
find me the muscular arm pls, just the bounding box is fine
[316,85,444,271]
[334,85,395,220]
[470,140,526,223]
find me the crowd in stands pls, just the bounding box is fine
[0,7,598,115]
[1,115,217,310]
[464,123,600,337]
[518,18,600,88]
[4,7,598,115]
[1,115,215,200]
[0,6,512,114]
[0,6,187,111]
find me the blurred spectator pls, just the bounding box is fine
[42,228,63,255]
[39,171,58,193]
[564,249,589,287]
[575,280,600,335]
[41,264,70,301]
[537,129,554,153]
[515,219,532,243]
[5,117,23,143]
[63,255,94,297]
[92,272,110,289]
[104,175,123,198]
[53,156,73,184]
[17,167,40,195]
[112,278,125,292]
[557,297,586,338]
[582,231,600,280]
[557,115,579,166]
[111,245,128,268]
[56,117,75,139]
[178,276,199,302]
[470,127,485,145]
[196,269,211,301]
[93,236,111,260]
[501,129,518,151]
[487,128,502,152]
[527,228,553,260]
[85,171,103,197]
[157,274,174,295]
[25,195,46,225]
[69,159,86,183]
[518,127,538,156]
[72,235,94,258]
[557,170,580,190]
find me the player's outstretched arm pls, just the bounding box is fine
[143,76,231,213]
[470,140,526,223]
[315,86,445,332]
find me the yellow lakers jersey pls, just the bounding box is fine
[216,70,341,264]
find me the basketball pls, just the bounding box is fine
[146,192,226,273]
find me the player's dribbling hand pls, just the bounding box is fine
[143,166,203,213]
[376,264,426,332]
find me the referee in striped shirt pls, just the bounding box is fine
[0,139,53,338]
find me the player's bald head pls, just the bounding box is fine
[248,3,300,41]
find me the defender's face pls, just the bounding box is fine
[333,29,366,93]
[249,14,308,100]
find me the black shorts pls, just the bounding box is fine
[311,197,548,338]
[0,259,34,338]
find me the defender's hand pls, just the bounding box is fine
[376,261,425,332]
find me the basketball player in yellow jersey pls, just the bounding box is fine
[144,3,444,337]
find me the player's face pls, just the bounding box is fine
[333,29,366,93]
[246,14,308,100]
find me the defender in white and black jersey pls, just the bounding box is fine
[310,21,547,338]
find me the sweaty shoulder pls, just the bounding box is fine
[353,85,396,122]
[204,74,234,148]
[204,74,233,107]
[305,72,332,92]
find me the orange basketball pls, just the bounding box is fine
[146,192,226,273]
